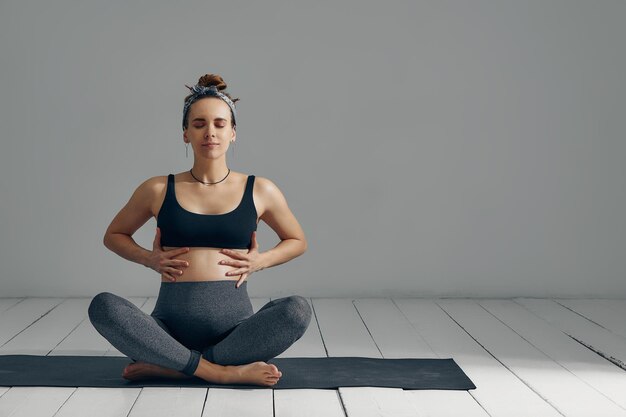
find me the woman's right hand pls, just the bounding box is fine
[147,227,190,282]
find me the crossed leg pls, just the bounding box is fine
[87,292,312,382]
[202,295,313,366]
[87,292,202,377]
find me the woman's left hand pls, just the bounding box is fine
[219,231,264,288]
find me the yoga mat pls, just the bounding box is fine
[0,355,476,390]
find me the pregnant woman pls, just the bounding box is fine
[88,73,311,387]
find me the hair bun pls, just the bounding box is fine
[197,73,227,90]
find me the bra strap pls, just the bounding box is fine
[244,175,255,206]
[166,174,174,199]
[246,175,255,196]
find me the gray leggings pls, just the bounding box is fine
[87,280,312,376]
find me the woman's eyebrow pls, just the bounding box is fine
[191,117,228,122]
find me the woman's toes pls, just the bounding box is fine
[269,364,282,377]
[122,364,134,376]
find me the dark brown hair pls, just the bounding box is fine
[183,73,240,130]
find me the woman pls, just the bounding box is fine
[88,73,311,387]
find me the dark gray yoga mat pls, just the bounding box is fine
[0,355,476,390]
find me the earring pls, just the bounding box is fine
[185,142,189,158]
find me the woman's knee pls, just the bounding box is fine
[282,295,312,330]
[88,291,121,324]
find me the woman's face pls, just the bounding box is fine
[184,97,236,158]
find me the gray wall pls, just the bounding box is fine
[0,0,624,298]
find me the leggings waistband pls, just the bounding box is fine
[160,279,246,286]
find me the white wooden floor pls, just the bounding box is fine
[1,297,626,417]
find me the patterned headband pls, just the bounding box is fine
[182,84,237,131]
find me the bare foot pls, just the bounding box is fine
[222,361,283,387]
[122,361,192,381]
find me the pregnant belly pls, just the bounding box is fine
[161,246,249,282]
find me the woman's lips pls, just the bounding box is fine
[203,144,219,147]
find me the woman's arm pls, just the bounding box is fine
[256,177,307,270]
[103,177,159,267]
[104,233,153,267]
[260,238,306,270]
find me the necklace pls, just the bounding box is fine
[189,168,231,185]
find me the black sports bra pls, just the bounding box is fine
[157,174,258,249]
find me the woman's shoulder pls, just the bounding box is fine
[145,174,170,188]
[134,175,169,202]
[251,176,285,205]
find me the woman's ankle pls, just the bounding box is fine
[194,357,228,383]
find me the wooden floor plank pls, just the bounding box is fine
[516,298,626,370]
[439,299,626,417]
[0,298,24,314]
[555,299,626,340]
[0,298,65,350]
[0,387,76,417]
[353,299,436,358]
[355,298,488,417]
[126,387,207,417]
[478,299,626,411]
[0,298,93,355]
[271,296,345,417]
[203,388,273,417]
[52,387,141,417]
[395,298,561,417]
[314,298,420,417]
[275,389,345,417]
